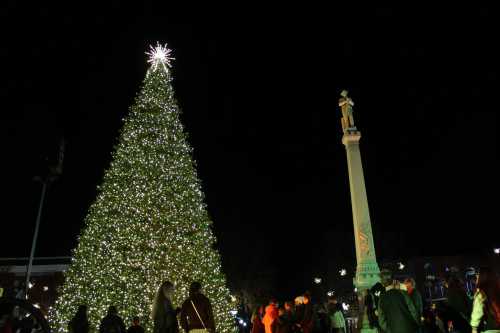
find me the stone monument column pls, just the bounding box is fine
[339,90,380,332]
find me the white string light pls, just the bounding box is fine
[49,42,234,333]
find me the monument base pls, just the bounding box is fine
[354,262,381,290]
[353,262,380,333]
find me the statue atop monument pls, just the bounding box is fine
[339,90,357,133]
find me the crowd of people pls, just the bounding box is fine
[66,281,216,333]
[362,267,500,333]
[249,293,347,333]
[246,267,500,333]
[2,267,500,333]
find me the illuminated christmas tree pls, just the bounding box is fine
[50,43,235,333]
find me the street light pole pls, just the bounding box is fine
[24,138,65,297]
[25,179,48,296]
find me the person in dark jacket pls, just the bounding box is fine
[275,308,292,333]
[152,281,180,333]
[378,270,420,333]
[299,293,313,333]
[180,282,215,333]
[283,302,298,333]
[444,276,472,333]
[314,304,328,333]
[127,317,145,333]
[99,306,126,333]
[366,282,385,330]
[405,278,424,331]
[251,305,265,333]
[69,305,89,333]
[294,297,304,332]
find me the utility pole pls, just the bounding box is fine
[25,139,65,297]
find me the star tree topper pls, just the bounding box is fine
[146,42,175,71]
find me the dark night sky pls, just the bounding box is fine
[0,4,497,298]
